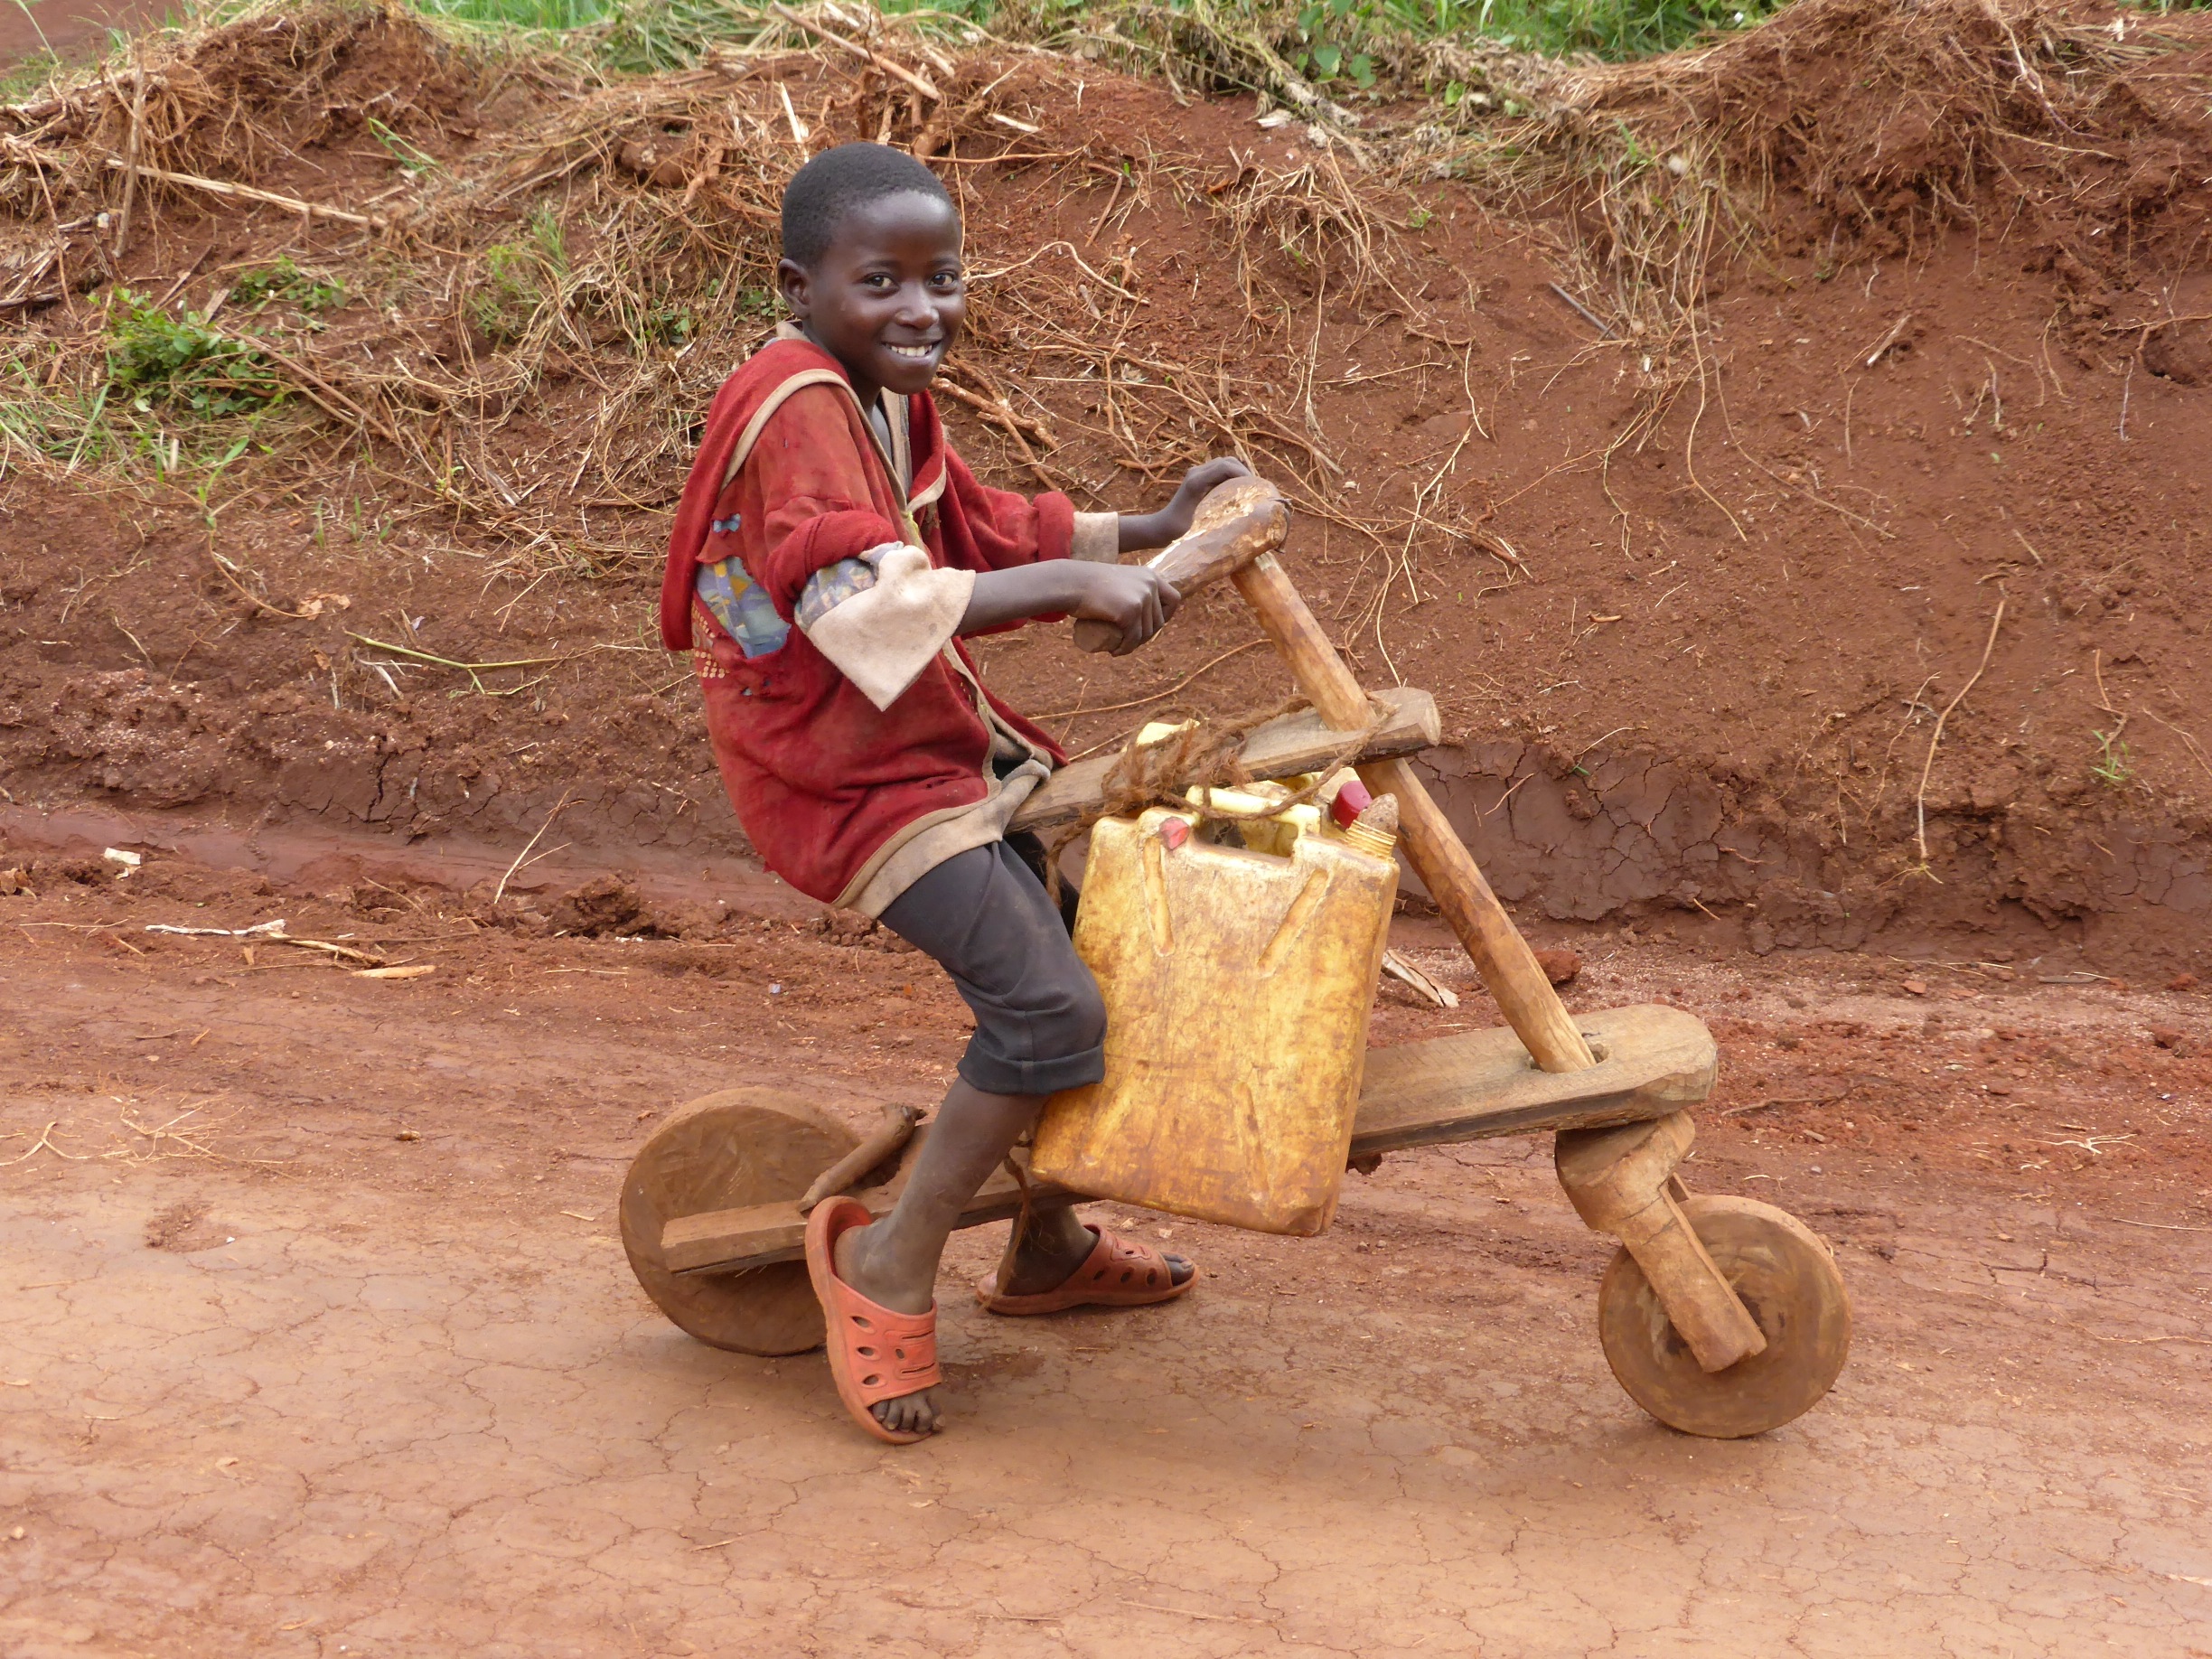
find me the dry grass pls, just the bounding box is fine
[1,0,1462,610]
[0,1092,251,1167]
[1,0,2205,650]
[1466,0,2202,342]
[1415,0,2210,550]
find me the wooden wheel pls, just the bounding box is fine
[1597,1195,1851,1439]
[620,1087,858,1355]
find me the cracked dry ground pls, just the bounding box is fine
[2,866,2209,1658]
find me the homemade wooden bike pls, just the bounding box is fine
[620,481,1851,1439]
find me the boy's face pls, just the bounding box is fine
[780,190,964,400]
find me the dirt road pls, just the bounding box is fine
[2,851,2209,1657]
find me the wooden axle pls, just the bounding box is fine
[661,1003,1715,1279]
[1555,1114,1767,1374]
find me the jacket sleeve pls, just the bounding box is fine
[745,385,914,621]
[941,447,1076,575]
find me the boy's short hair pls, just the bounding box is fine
[781,143,955,269]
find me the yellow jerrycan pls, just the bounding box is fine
[1030,796,1398,1235]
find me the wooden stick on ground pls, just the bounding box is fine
[101,157,388,229]
[765,3,942,101]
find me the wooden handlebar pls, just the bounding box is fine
[1071,477,1289,654]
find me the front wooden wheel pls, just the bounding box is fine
[620,1087,858,1355]
[1597,1195,1851,1439]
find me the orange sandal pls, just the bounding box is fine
[804,1196,942,1445]
[974,1226,1197,1316]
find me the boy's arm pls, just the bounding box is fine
[936,447,1183,651]
[748,388,977,711]
[1097,457,1257,557]
[959,560,1178,655]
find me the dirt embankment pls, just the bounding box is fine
[1,1,2209,970]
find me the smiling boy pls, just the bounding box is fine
[661,143,1247,1442]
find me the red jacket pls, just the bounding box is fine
[662,336,1076,906]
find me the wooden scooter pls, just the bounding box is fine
[619,481,1851,1439]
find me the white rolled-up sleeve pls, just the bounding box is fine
[1071,511,1121,563]
[800,541,976,711]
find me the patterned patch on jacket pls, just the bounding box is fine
[695,558,791,659]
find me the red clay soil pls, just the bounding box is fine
[1,850,2208,1653]
[5,11,2212,1656]
[0,2,2209,980]
[0,0,167,70]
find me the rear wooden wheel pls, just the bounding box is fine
[1597,1195,1851,1439]
[620,1087,858,1355]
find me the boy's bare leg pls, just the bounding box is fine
[832,1077,1193,1437]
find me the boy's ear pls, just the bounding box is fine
[776,258,811,318]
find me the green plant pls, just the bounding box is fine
[230,257,347,314]
[0,45,60,104]
[466,249,538,345]
[616,294,696,351]
[402,0,1789,82]
[409,0,616,25]
[104,291,285,418]
[465,208,568,346]
[367,114,442,174]
[1291,0,1376,86]
[528,202,572,276]
[2091,729,2135,788]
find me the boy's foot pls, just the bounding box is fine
[830,1215,946,1437]
[995,1206,1194,1298]
[829,1208,1194,1436]
[979,1220,1197,1316]
[809,1199,942,1444]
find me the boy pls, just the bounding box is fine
[661,143,1248,1443]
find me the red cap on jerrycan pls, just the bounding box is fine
[1328,776,1374,829]
[1158,817,1191,850]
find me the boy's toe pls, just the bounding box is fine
[874,1389,938,1436]
[1166,1254,1195,1286]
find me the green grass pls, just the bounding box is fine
[0,45,61,101]
[406,0,610,23]
[2092,729,2135,789]
[398,0,1790,79]
[230,257,347,315]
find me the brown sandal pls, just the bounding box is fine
[804,1196,941,1444]
[974,1226,1197,1316]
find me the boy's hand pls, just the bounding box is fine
[1067,562,1182,655]
[1121,456,1252,552]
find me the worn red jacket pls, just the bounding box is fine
[661,335,1076,907]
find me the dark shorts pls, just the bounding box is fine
[877,833,1105,1097]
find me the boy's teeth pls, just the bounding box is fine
[888,343,934,358]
